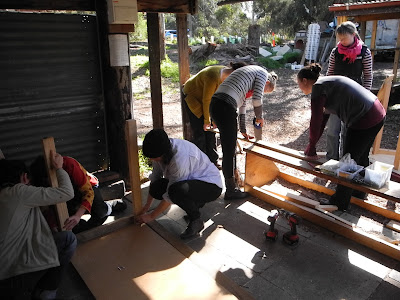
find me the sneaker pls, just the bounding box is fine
[107,199,127,214]
[224,188,248,200]
[180,218,204,239]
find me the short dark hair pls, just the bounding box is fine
[0,159,28,188]
[29,155,49,187]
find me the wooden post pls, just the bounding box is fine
[359,21,366,42]
[176,13,192,140]
[370,20,378,61]
[42,137,69,231]
[160,13,166,61]
[147,12,164,129]
[392,22,400,82]
[125,120,142,215]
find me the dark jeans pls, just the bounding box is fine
[68,186,108,227]
[332,119,385,210]
[183,100,218,164]
[149,178,222,220]
[209,97,238,179]
[0,231,77,299]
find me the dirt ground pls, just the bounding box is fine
[131,44,400,232]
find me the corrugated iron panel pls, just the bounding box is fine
[0,12,107,171]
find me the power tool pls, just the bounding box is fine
[264,210,279,241]
[281,211,301,245]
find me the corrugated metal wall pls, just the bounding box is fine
[0,11,107,172]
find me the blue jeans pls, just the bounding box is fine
[326,114,346,160]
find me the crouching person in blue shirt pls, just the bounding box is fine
[136,129,223,239]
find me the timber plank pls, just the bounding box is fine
[387,220,400,233]
[247,185,400,261]
[244,145,400,203]
[279,171,400,222]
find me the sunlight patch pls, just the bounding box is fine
[237,201,271,224]
[348,250,390,278]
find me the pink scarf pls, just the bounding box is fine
[337,37,363,63]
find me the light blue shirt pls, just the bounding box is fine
[149,139,223,202]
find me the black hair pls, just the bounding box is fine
[297,63,322,81]
[0,159,28,188]
[229,61,248,70]
[29,155,49,187]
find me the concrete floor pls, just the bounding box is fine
[58,182,400,300]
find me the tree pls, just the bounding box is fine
[254,0,335,36]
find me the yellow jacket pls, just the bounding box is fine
[183,65,224,124]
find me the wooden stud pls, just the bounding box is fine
[315,205,338,212]
[370,20,378,61]
[372,75,394,154]
[279,171,400,222]
[125,120,142,216]
[259,184,320,208]
[248,186,400,261]
[42,137,69,231]
[393,21,400,83]
[176,13,192,140]
[147,12,163,129]
[386,220,400,233]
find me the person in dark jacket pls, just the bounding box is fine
[325,21,373,160]
[297,64,385,210]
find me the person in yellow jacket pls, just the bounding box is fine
[183,62,247,166]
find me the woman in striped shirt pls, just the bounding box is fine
[326,21,373,161]
[210,65,278,200]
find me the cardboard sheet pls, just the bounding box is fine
[72,224,238,300]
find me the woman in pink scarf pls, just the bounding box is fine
[325,21,373,168]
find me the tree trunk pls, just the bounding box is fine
[248,24,260,56]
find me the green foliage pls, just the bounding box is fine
[254,0,335,36]
[197,59,219,68]
[256,57,283,69]
[283,51,301,64]
[160,55,180,82]
[129,13,147,42]
[138,149,152,181]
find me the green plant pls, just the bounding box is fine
[138,149,152,181]
[282,52,301,64]
[197,58,219,68]
[160,55,180,82]
[256,57,283,69]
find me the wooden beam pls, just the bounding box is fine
[109,24,135,33]
[393,22,400,83]
[138,0,197,14]
[279,171,400,222]
[147,12,163,129]
[370,20,378,61]
[247,186,400,261]
[260,184,320,208]
[244,145,400,203]
[176,13,192,140]
[125,120,143,216]
[0,0,198,14]
[244,153,279,191]
[42,137,69,231]
[372,75,394,154]
[354,13,400,22]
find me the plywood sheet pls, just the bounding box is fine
[72,224,237,300]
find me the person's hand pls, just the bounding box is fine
[255,118,264,128]
[63,214,81,230]
[241,132,254,140]
[136,213,154,224]
[203,123,216,131]
[51,151,63,170]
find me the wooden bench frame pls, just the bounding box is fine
[244,142,400,260]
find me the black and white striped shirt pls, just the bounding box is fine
[214,65,269,117]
